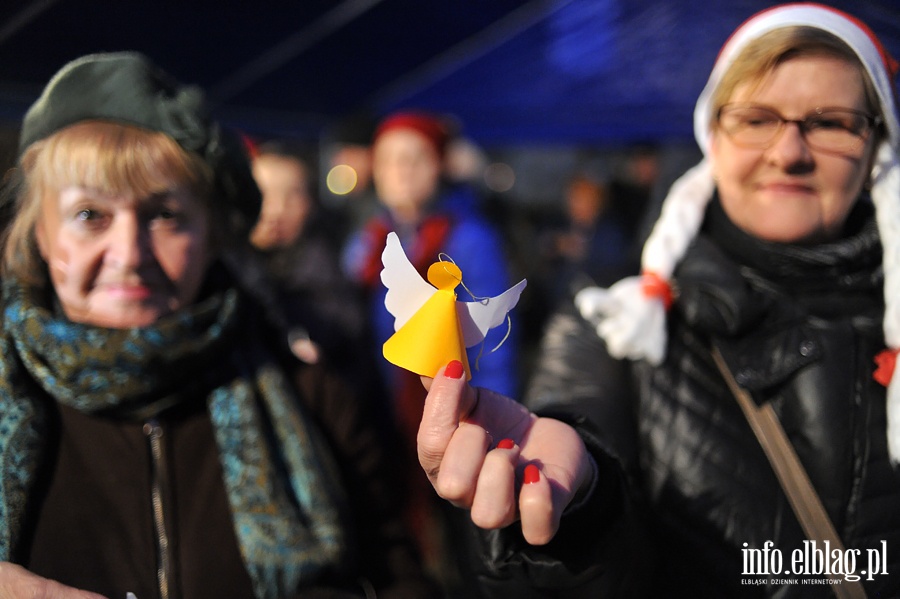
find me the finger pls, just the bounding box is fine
[417,360,476,484]
[514,417,593,545]
[433,422,492,507]
[470,439,520,529]
[0,562,109,599]
[44,580,109,599]
[518,464,559,545]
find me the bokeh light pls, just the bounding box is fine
[483,162,515,193]
[326,164,359,195]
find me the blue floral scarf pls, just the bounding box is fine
[0,278,347,599]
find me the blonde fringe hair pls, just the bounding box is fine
[710,27,884,131]
[3,121,214,286]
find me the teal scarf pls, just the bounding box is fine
[0,280,347,599]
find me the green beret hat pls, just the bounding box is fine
[19,51,260,229]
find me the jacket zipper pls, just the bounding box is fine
[144,419,172,599]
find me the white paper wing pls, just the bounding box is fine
[457,279,527,347]
[381,231,436,331]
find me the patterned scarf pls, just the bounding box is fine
[0,277,347,599]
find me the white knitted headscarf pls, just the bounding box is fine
[575,3,900,459]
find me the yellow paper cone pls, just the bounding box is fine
[383,287,471,379]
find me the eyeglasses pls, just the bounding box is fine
[717,103,882,153]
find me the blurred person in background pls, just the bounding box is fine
[342,110,520,597]
[537,172,635,311]
[321,112,379,243]
[0,51,435,599]
[343,110,521,404]
[607,144,661,244]
[247,139,366,372]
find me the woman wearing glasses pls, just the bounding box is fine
[414,3,900,596]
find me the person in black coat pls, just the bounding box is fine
[412,3,900,597]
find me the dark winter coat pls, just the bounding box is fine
[474,198,900,598]
[14,282,435,599]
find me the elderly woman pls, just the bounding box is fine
[415,3,900,597]
[0,53,433,599]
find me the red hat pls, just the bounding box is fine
[373,111,450,157]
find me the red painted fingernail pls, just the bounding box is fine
[444,360,464,379]
[497,438,515,450]
[523,464,540,484]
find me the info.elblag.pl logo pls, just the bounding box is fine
[742,540,888,583]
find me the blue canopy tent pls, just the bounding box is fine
[0,0,897,146]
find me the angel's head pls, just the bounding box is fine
[427,261,462,292]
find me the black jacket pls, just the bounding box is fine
[477,199,900,598]
[20,291,435,599]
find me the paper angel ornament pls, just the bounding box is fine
[381,231,527,379]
